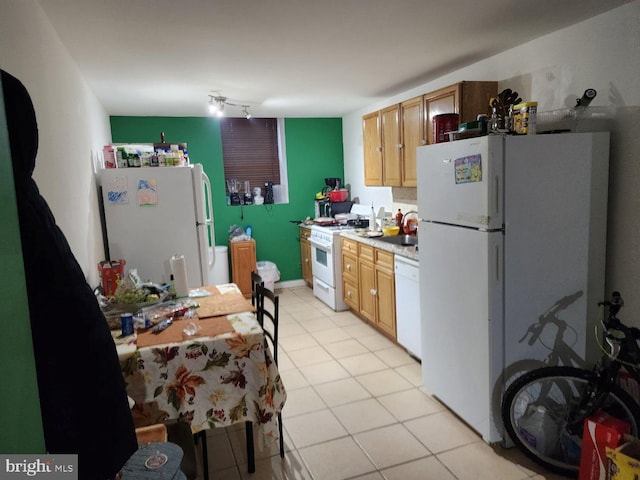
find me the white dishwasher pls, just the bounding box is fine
[394,255,421,360]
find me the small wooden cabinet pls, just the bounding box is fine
[341,237,396,339]
[230,239,256,298]
[299,226,313,287]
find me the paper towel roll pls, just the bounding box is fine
[170,254,189,297]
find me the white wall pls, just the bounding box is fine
[343,1,640,321]
[0,0,111,286]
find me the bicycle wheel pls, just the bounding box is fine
[502,366,640,476]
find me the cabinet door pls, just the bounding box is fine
[343,277,359,310]
[358,259,376,322]
[231,240,256,298]
[400,96,424,187]
[375,266,396,337]
[381,105,402,186]
[301,238,312,286]
[425,84,460,145]
[458,81,497,124]
[363,112,382,186]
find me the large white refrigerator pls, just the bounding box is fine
[99,164,215,288]
[417,132,609,443]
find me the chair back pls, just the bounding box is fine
[255,284,279,365]
[251,271,263,307]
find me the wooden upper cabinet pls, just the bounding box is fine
[425,81,497,145]
[363,81,497,186]
[380,104,402,186]
[363,111,382,186]
[424,83,460,145]
[400,96,424,187]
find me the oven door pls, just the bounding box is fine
[309,237,335,287]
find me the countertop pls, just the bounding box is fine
[340,230,419,262]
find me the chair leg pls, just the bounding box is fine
[245,421,255,473]
[196,431,209,479]
[278,412,284,458]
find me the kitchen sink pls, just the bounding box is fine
[377,235,418,247]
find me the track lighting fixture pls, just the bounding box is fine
[208,95,252,119]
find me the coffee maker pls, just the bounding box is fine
[264,181,274,204]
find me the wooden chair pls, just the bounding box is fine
[251,270,263,307]
[246,283,284,473]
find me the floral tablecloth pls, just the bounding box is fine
[119,289,286,443]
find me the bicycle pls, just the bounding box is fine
[501,292,640,476]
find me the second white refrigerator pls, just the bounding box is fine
[100,164,215,288]
[417,133,610,443]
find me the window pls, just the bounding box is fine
[220,118,288,203]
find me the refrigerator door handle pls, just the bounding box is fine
[202,170,215,272]
[494,175,500,218]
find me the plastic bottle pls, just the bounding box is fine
[517,404,559,457]
[369,204,377,232]
[395,209,404,229]
[157,149,166,167]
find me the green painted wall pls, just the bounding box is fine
[110,117,343,282]
[0,82,46,452]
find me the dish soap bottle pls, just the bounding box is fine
[395,209,403,229]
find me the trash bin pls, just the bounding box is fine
[212,246,229,284]
[257,261,280,292]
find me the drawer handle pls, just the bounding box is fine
[347,291,352,298]
[370,288,377,296]
[346,265,352,271]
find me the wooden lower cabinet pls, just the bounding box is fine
[299,226,312,287]
[341,237,396,339]
[373,249,396,337]
[230,239,256,298]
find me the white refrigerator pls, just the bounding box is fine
[417,132,609,443]
[99,164,215,288]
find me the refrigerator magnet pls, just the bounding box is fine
[137,178,158,206]
[106,175,129,204]
[454,154,482,184]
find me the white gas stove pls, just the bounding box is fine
[309,205,371,311]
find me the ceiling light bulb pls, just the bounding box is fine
[243,108,251,119]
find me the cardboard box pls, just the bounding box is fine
[98,259,126,297]
[579,411,631,480]
[607,439,640,480]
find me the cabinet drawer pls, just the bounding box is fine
[342,237,358,254]
[342,252,358,282]
[359,244,374,262]
[375,249,394,270]
[300,227,311,239]
[343,278,359,310]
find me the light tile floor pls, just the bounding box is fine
[195,286,569,479]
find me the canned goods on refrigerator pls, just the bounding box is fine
[121,313,134,336]
[513,101,538,135]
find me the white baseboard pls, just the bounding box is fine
[275,279,307,289]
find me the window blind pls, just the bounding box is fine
[220,118,281,192]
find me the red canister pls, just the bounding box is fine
[433,113,460,143]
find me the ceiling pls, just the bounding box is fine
[37,0,631,118]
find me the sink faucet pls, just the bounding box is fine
[402,211,419,235]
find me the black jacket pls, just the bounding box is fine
[2,69,137,480]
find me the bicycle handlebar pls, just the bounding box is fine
[598,292,640,364]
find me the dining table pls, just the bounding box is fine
[114,283,286,447]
